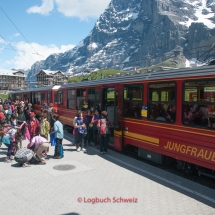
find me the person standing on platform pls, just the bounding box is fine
[52,114,64,159]
[83,110,93,146]
[74,110,86,152]
[24,103,34,122]
[40,113,50,140]
[28,112,40,140]
[91,110,101,148]
[97,111,109,154]
[17,106,26,125]
[0,112,13,162]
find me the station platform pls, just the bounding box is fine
[0,132,215,215]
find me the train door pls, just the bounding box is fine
[113,86,123,151]
[102,86,123,150]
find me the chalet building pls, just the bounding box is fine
[0,70,26,90]
[36,70,68,87]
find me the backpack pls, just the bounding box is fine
[6,109,12,121]
[98,119,108,135]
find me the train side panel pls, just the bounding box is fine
[123,118,215,170]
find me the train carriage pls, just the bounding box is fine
[9,86,61,115]
[31,86,60,115]
[9,65,215,173]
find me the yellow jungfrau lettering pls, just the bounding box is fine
[164,141,215,163]
[168,142,174,150]
[186,146,192,154]
[211,152,215,162]
[180,145,186,154]
[164,141,170,149]
[204,150,212,160]
[190,147,197,156]
[174,143,180,152]
[197,149,204,158]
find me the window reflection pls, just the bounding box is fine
[148,82,176,123]
[123,85,143,118]
[183,80,215,129]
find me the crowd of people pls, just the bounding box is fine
[0,100,63,167]
[0,99,110,167]
[73,109,110,154]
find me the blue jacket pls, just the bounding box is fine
[54,120,64,139]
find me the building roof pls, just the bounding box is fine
[38,70,65,76]
[0,69,26,77]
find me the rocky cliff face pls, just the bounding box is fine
[27,0,215,81]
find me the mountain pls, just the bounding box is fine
[26,0,215,82]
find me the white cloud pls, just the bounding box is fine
[10,33,20,40]
[55,0,111,20]
[27,0,54,15]
[6,41,75,69]
[13,33,20,37]
[27,0,111,20]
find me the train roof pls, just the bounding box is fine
[8,65,215,93]
[9,85,61,94]
[59,65,215,89]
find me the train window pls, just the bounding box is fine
[32,93,35,104]
[68,89,75,109]
[16,95,20,101]
[58,91,63,104]
[41,93,45,104]
[183,79,215,129]
[54,92,58,104]
[88,88,96,110]
[47,91,51,104]
[148,82,176,123]
[76,89,86,110]
[123,84,143,118]
[35,92,41,104]
[106,88,114,106]
[95,90,100,104]
[23,94,27,102]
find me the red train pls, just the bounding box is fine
[9,65,215,175]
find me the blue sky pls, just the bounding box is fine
[0,0,110,70]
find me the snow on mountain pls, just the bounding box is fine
[26,0,215,83]
[179,0,215,29]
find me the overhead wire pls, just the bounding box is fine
[0,34,31,68]
[0,6,41,56]
[196,43,215,61]
[0,5,214,70]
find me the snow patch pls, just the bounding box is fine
[123,57,130,63]
[185,59,190,67]
[179,0,215,29]
[88,42,98,50]
[185,58,206,67]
